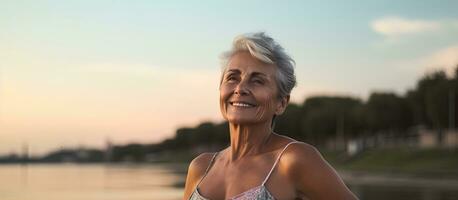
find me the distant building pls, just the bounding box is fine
[409,128,457,149]
[444,129,458,148]
[340,127,458,156]
[418,129,438,148]
[22,142,29,164]
[347,139,364,156]
[105,138,113,162]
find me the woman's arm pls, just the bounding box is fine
[285,143,359,200]
[182,153,214,200]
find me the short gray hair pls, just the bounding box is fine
[220,32,296,98]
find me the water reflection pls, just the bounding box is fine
[343,170,458,200]
[351,184,458,200]
[0,164,457,200]
[0,164,186,200]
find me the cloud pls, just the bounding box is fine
[371,16,458,37]
[394,44,458,76]
[372,16,440,36]
[424,45,458,75]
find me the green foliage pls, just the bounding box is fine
[300,96,363,142]
[407,67,458,129]
[111,144,146,162]
[109,65,458,161]
[364,92,412,132]
[337,148,458,174]
[274,103,302,139]
[19,65,458,164]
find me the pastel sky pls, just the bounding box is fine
[1,0,458,156]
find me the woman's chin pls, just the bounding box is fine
[226,117,258,125]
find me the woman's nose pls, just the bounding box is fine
[234,80,249,95]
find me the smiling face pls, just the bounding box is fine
[219,51,289,125]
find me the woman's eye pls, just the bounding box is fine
[253,79,264,84]
[226,76,237,82]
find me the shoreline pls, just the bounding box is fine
[339,169,458,189]
[2,162,458,189]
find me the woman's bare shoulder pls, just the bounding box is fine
[279,142,358,199]
[275,140,332,181]
[280,142,327,171]
[188,152,216,177]
[273,134,320,160]
[183,152,217,199]
[282,140,318,156]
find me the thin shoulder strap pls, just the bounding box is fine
[261,141,301,185]
[195,152,219,188]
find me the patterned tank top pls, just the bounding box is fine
[189,141,301,200]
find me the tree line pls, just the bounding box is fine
[153,66,458,152]
[2,66,456,163]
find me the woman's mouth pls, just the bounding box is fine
[229,101,256,108]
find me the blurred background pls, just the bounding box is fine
[1,0,458,199]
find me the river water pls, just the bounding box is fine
[0,164,457,200]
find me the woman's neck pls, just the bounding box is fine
[227,121,273,162]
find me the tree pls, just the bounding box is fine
[364,92,412,132]
[406,70,447,127]
[300,96,363,145]
[274,103,303,139]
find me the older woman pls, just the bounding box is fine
[183,32,358,200]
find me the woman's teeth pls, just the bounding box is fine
[232,102,254,107]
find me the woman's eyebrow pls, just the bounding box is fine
[251,72,268,78]
[225,69,241,74]
[225,69,268,79]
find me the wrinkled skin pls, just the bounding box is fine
[183,51,359,200]
[219,51,288,125]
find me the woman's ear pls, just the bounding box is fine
[275,95,290,115]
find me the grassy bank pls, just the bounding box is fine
[154,147,458,178]
[322,148,458,178]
